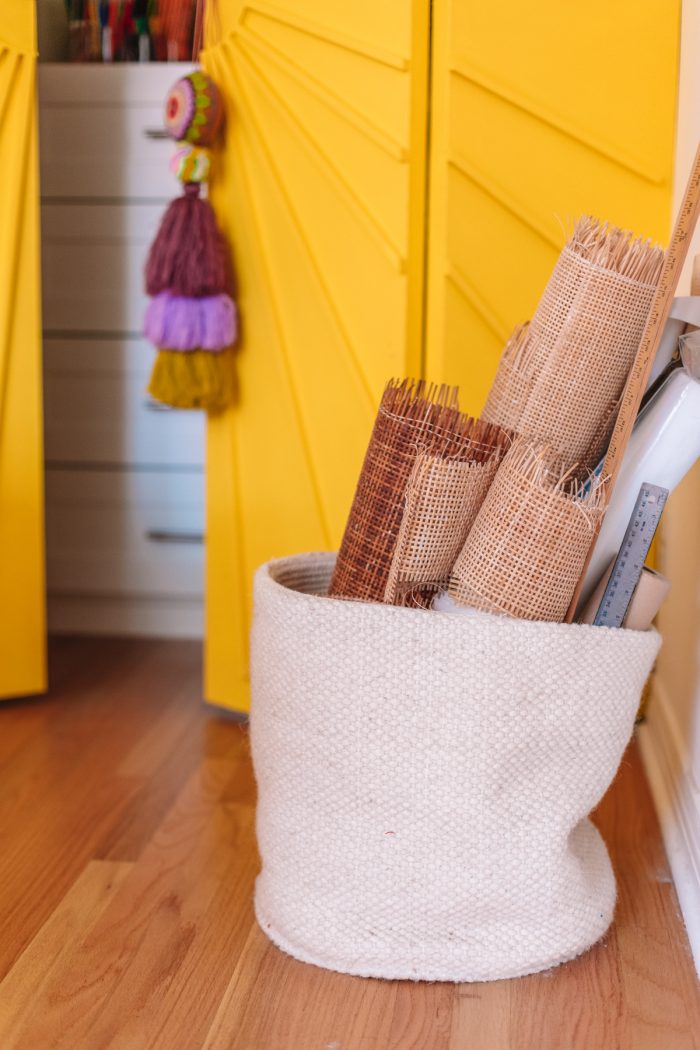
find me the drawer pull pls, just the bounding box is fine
[144,397,174,412]
[146,529,204,545]
[143,127,170,140]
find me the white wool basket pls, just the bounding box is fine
[249,552,660,983]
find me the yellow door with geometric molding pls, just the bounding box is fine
[202,0,431,711]
[202,0,680,713]
[426,0,680,415]
[0,0,46,700]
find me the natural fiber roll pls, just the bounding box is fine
[481,323,533,434]
[482,218,664,468]
[384,443,508,605]
[329,380,509,604]
[450,439,606,622]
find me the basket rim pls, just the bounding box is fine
[254,551,659,644]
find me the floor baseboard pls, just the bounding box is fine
[638,679,700,978]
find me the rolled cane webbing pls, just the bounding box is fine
[579,394,623,475]
[481,323,534,434]
[482,218,663,468]
[385,442,508,606]
[449,439,605,622]
[329,380,506,603]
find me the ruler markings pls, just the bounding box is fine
[593,483,668,629]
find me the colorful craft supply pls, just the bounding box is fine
[158,0,197,60]
[143,72,238,412]
[164,71,223,146]
[145,183,229,299]
[144,291,237,351]
[170,143,211,183]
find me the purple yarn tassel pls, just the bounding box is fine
[144,293,238,352]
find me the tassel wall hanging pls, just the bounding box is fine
[143,70,238,412]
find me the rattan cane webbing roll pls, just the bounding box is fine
[450,439,606,622]
[481,323,533,435]
[385,446,507,605]
[329,380,509,604]
[482,218,663,469]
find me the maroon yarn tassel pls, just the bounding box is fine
[145,184,230,298]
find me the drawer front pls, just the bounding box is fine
[39,103,176,200]
[41,203,164,333]
[38,63,195,200]
[46,469,205,599]
[38,64,196,105]
[43,338,205,468]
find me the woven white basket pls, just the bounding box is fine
[250,552,660,982]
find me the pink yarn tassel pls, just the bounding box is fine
[145,184,231,298]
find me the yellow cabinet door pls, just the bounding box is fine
[202,1,431,710]
[0,1,46,700]
[202,0,680,712]
[426,0,680,415]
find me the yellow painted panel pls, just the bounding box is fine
[427,0,680,416]
[0,0,35,54]
[0,3,47,700]
[202,1,430,709]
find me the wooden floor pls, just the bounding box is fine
[0,639,698,1049]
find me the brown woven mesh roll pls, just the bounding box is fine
[329,380,509,603]
[482,217,663,469]
[384,441,509,606]
[449,438,606,622]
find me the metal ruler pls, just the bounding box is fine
[593,483,668,628]
[566,142,700,622]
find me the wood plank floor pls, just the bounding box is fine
[0,637,698,1049]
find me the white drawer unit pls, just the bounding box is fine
[39,64,205,639]
[43,338,205,468]
[41,202,165,333]
[38,64,193,199]
[45,469,205,599]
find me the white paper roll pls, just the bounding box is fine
[579,564,614,625]
[647,296,700,388]
[577,368,700,615]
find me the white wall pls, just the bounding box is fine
[639,0,700,976]
[655,0,700,789]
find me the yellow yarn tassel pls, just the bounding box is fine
[148,349,236,412]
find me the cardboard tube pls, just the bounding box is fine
[579,562,670,631]
[624,568,671,631]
